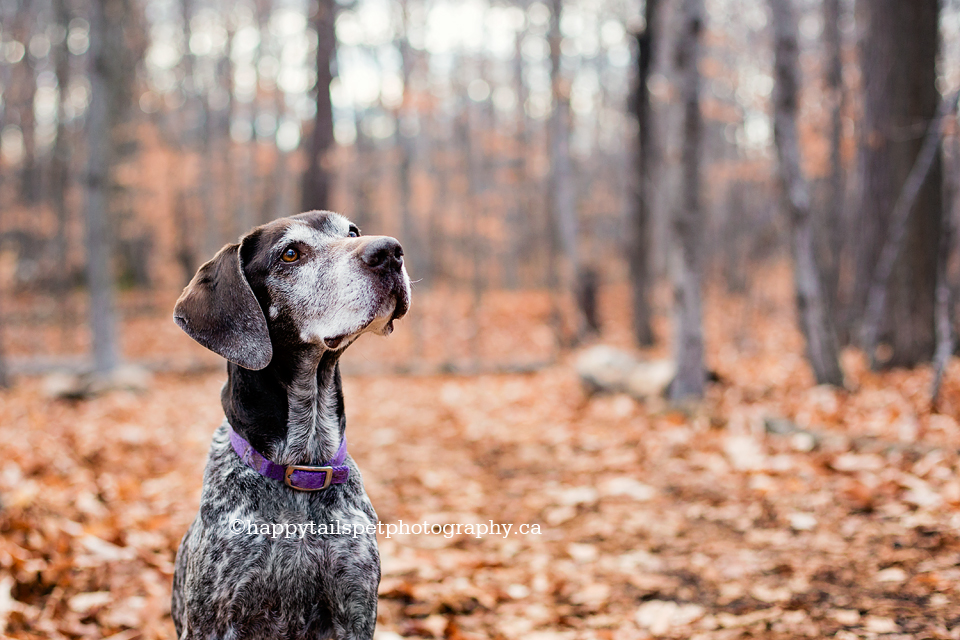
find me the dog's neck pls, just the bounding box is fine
[222,347,346,466]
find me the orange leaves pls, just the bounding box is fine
[1,265,960,637]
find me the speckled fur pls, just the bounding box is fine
[171,211,410,639]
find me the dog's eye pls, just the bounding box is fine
[348,226,360,238]
[281,247,300,263]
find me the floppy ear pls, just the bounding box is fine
[173,242,273,370]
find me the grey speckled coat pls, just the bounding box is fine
[169,212,410,639]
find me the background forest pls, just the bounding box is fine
[1,0,960,638]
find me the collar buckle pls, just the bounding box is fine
[284,465,334,491]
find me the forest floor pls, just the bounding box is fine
[1,263,959,639]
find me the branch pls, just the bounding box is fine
[859,90,960,367]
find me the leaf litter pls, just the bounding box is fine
[0,270,958,639]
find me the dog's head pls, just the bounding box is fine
[173,211,411,370]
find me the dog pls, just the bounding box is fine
[170,211,410,639]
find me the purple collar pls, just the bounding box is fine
[228,425,350,491]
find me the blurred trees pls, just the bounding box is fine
[0,0,957,384]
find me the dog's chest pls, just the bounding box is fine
[219,499,380,628]
[189,490,378,631]
[174,424,381,638]
[253,496,380,578]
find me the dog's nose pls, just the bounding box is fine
[360,237,404,272]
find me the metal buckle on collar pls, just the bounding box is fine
[284,465,334,491]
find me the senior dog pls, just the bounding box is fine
[170,210,410,639]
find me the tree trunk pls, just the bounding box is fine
[220,27,238,239]
[270,88,291,221]
[548,0,587,342]
[669,0,706,402]
[180,0,219,258]
[464,97,485,364]
[0,203,9,388]
[0,321,8,388]
[853,0,942,368]
[12,0,39,204]
[396,3,424,285]
[770,0,844,386]
[504,27,530,290]
[84,0,132,374]
[199,93,220,256]
[932,143,956,403]
[300,0,337,212]
[425,111,447,284]
[821,0,844,315]
[235,8,265,234]
[352,113,374,231]
[933,116,960,403]
[51,0,73,347]
[628,0,661,347]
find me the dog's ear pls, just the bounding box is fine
[173,242,273,370]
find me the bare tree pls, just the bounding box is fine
[219,25,237,238]
[396,1,424,284]
[821,0,844,310]
[547,0,588,341]
[181,0,219,259]
[235,1,269,234]
[0,211,9,388]
[628,0,661,347]
[268,86,293,221]
[0,325,8,388]
[932,134,957,403]
[83,0,136,374]
[301,0,337,212]
[503,24,531,291]
[12,0,39,204]
[853,0,942,367]
[669,0,706,401]
[770,0,844,386]
[933,110,960,403]
[51,0,73,344]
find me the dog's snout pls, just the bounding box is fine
[360,237,404,272]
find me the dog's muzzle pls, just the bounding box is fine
[360,236,409,321]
